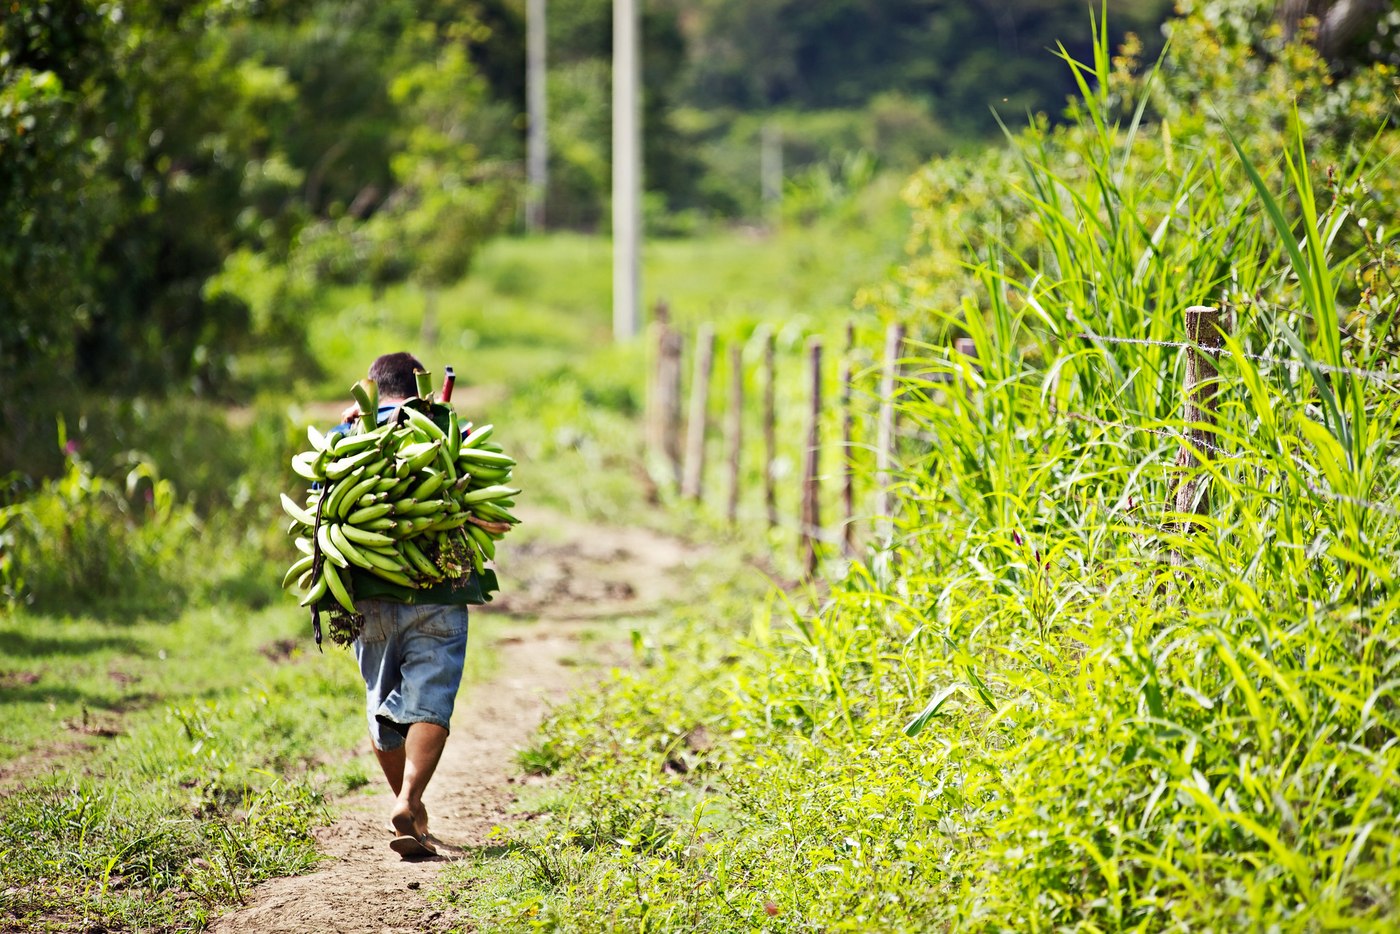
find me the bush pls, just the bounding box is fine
[1,421,205,617]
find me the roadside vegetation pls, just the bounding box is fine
[433,7,1400,932]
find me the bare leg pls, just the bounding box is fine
[373,744,405,797]
[388,722,448,839]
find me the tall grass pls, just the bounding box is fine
[437,13,1400,931]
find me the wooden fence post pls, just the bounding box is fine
[682,324,715,502]
[763,329,778,529]
[875,323,905,546]
[652,302,684,491]
[841,322,856,556]
[801,337,822,577]
[1171,305,1224,566]
[725,341,743,524]
[667,329,684,488]
[648,300,669,468]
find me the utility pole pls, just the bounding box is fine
[760,120,783,217]
[612,0,641,341]
[525,0,547,232]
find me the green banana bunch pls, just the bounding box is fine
[280,375,521,614]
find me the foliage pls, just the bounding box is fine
[0,0,521,444]
[437,6,1400,931]
[662,0,1175,132]
[0,422,200,616]
[0,396,305,615]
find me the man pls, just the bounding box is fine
[333,351,490,858]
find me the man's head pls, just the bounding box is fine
[368,352,425,402]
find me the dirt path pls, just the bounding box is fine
[210,507,696,934]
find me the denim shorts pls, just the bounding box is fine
[353,600,469,751]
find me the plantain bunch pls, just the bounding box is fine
[279,376,519,614]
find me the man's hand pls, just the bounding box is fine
[341,402,361,424]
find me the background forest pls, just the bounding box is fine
[2,0,1187,446]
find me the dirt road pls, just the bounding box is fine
[210,507,695,934]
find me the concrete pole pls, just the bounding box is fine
[525,0,547,232]
[760,120,783,216]
[612,0,641,341]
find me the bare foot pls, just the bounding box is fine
[389,800,430,839]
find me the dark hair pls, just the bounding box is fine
[368,352,425,400]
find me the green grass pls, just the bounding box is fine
[0,603,331,765]
[0,168,912,931]
[0,600,506,932]
[425,20,1400,933]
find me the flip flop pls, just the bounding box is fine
[390,833,438,858]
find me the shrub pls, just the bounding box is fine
[1,420,203,617]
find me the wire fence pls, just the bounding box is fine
[1076,332,1400,383]
[646,314,1400,574]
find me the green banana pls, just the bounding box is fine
[335,471,384,520]
[317,522,349,569]
[291,450,325,481]
[460,424,493,448]
[281,493,317,527]
[281,554,315,589]
[328,522,373,571]
[465,522,496,560]
[322,562,356,612]
[423,513,468,532]
[472,501,519,524]
[329,430,380,456]
[399,538,443,581]
[410,469,445,501]
[398,441,441,472]
[298,572,329,607]
[403,404,445,442]
[366,564,420,588]
[341,524,397,548]
[436,444,458,482]
[446,409,461,460]
[347,502,394,525]
[326,447,381,481]
[397,498,448,518]
[389,516,437,539]
[460,484,521,505]
[464,465,511,484]
[357,546,411,574]
[455,448,515,468]
[319,469,359,519]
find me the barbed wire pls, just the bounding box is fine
[1061,411,1243,459]
[1300,480,1400,518]
[1064,412,1399,517]
[1076,332,1400,383]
